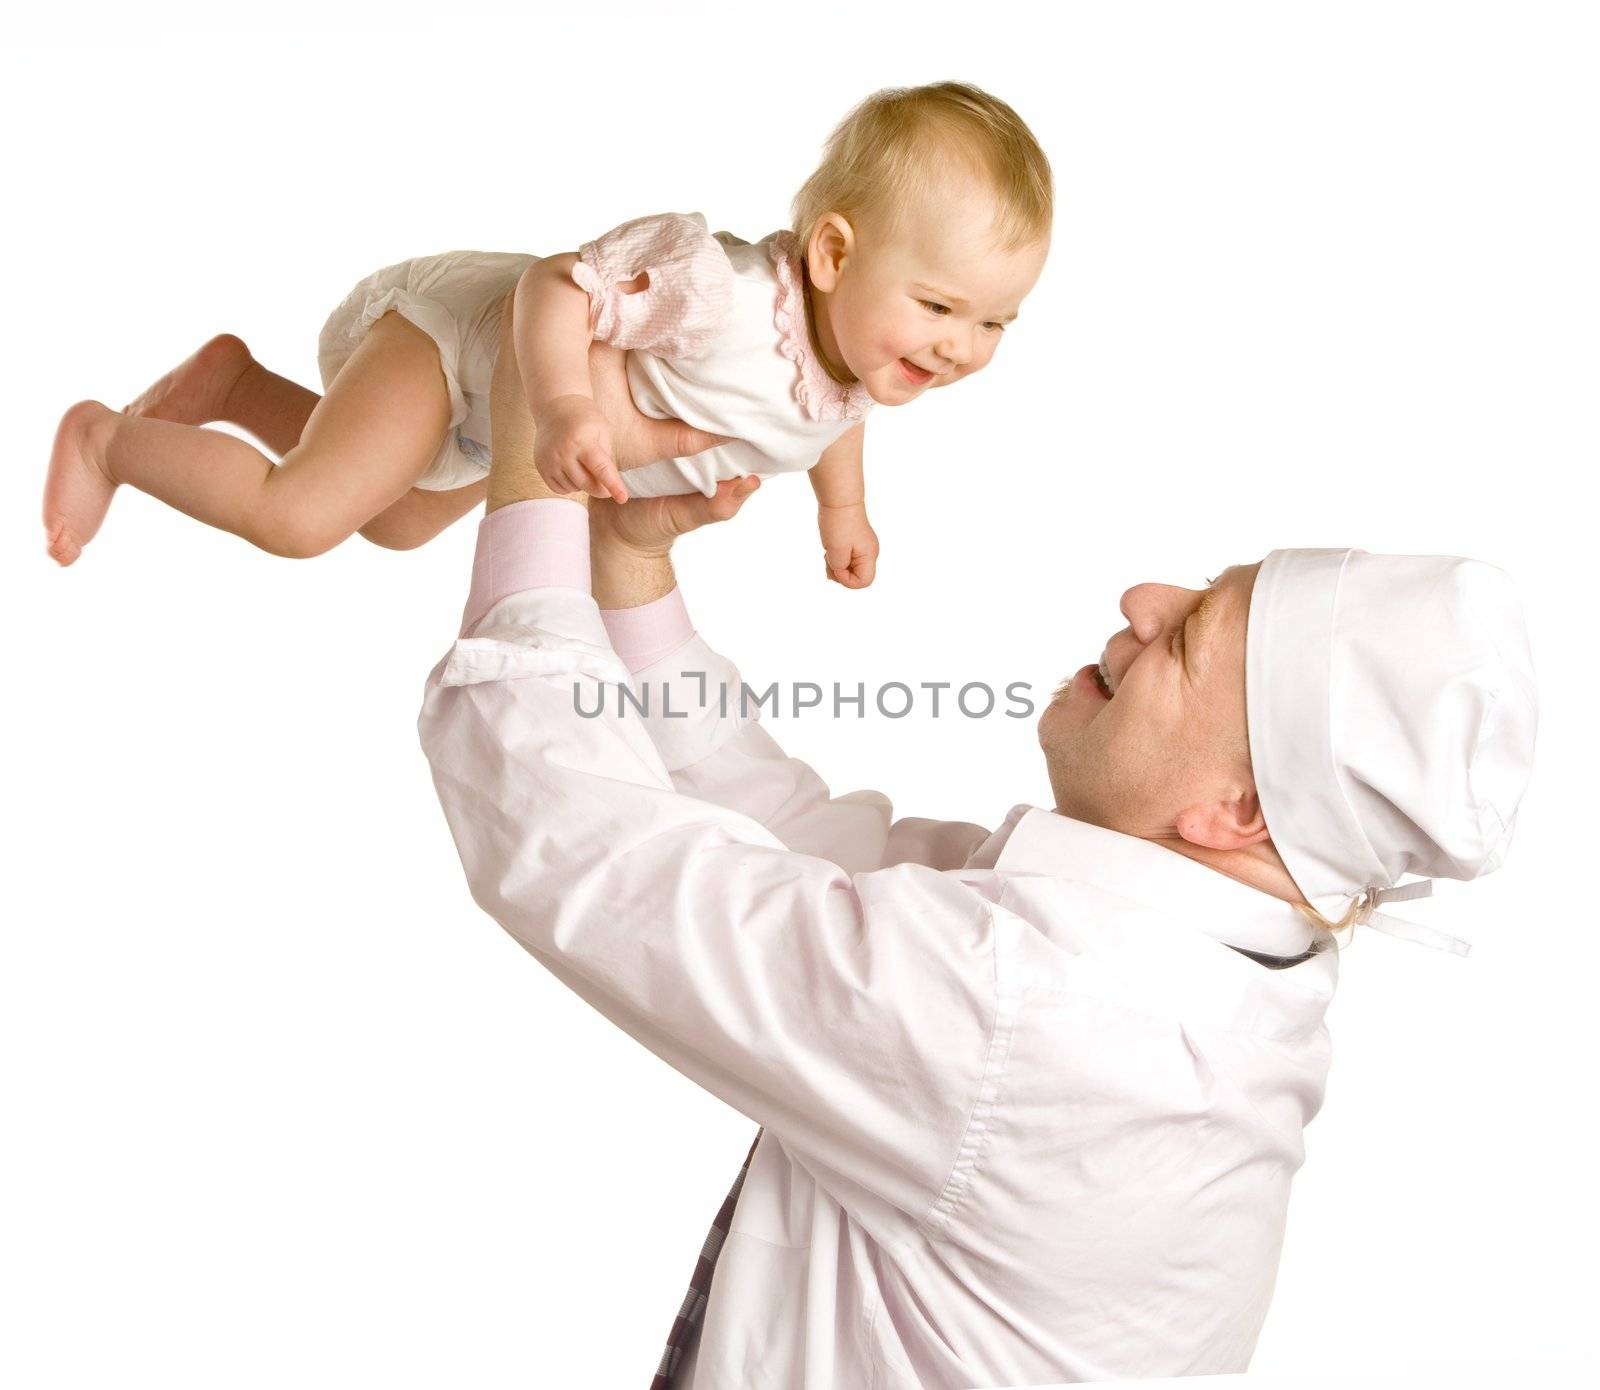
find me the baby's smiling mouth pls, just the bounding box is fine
[898,358,935,385]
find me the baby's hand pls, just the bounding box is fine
[534,393,629,503]
[818,503,879,589]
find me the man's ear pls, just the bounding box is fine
[1174,788,1270,852]
[807,213,855,294]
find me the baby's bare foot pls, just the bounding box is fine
[123,332,255,426]
[43,401,118,567]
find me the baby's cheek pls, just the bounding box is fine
[879,326,916,364]
[883,313,924,357]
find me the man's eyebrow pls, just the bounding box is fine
[1189,562,1247,653]
[1187,587,1221,655]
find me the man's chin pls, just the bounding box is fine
[1042,669,1108,737]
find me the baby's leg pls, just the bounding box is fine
[122,331,485,550]
[122,333,317,456]
[44,313,451,564]
[357,478,488,550]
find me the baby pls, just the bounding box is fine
[44,82,1052,587]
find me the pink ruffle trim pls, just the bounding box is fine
[768,232,873,424]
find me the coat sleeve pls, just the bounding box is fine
[599,590,995,876]
[570,211,735,358]
[421,505,1000,1222]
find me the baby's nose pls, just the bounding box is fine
[937,327,974,366]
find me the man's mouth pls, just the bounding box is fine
[898,358,935,386]
[1066,663,1113,703]
[1096,654,1116,698]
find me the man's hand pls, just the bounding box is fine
[591,477,762,608]
[585,342,731,466]
[596,476,762,557]
[491,310,732,514]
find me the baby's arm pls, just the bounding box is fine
[510,254,631,503]
[809,423,878,589]
[510,213,737,505]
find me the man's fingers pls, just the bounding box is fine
[672,423,736,458]
[691,475,759,525]
[592,475,757,557]
[708,475,760,519]
[673,475,760,533]
[608,410,733,469]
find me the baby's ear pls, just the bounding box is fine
[807,214,855,293]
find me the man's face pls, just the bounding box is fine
[1038,563,1263,845]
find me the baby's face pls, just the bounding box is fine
[817,186,1048,406]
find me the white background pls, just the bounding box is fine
[3,2,1595,1385]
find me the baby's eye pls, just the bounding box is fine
[983,321,1006,333]
[920,300,952,316]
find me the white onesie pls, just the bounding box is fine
[315,213,873,495]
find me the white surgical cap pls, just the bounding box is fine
[1245,549,1538,938]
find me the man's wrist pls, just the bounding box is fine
[590,505,676,609]
[487,463,588,514]
[593,550,677,609]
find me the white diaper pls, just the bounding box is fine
[316,250,536,491]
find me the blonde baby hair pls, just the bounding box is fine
[791,81,1053,255]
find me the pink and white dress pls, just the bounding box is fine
[315,213,873,495]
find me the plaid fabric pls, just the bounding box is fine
[650,1131,762,1389]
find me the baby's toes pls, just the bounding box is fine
[46,519,81,567]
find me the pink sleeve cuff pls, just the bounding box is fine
[601,585,694,671]
[459,498,590,636]
[601,588,695,672]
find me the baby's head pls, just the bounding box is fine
[792,81,1053,405]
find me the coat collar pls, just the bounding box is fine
[968,805,1320,959]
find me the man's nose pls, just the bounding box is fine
[1119,583,1185,644]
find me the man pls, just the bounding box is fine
[418,340,1537,1387]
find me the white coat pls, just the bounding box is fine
[419,500,1338,1388]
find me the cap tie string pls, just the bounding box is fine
[1298,880,1473,957]
[1355,880,1471,956]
